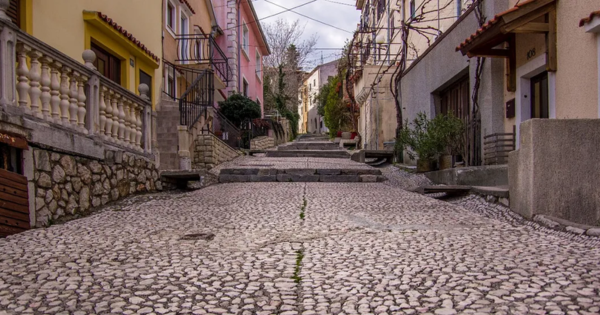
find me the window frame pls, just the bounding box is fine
[255,49,262,80]
[242,21,250,57]
[91,42,122,85]
[242,77,249,97]
[166,0,176,32]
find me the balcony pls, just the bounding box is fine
[0,18,153,154]
[174,33,231,87]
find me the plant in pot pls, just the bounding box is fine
[430,113,465,170]
[397,112,440,172]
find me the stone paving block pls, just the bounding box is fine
[341,169,382,175]
[284,169,316,176]
[360,175,378,182]
[250,175,277,182]
[219,174,249,183]
[276,174,319,182]
[257,169,278,176]
[319,175,360,182]
[316,169,342,175]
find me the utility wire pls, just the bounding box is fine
[264,0,353,33]
[223,0,317,31]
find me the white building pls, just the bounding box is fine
[298,59,339,134]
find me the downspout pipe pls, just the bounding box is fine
[237,0,241,94]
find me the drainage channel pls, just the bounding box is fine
[292,183,308,312]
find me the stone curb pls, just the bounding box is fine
[218,174,387,183]
[533,215,600,237]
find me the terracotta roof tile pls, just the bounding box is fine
[579,10,600,27]
[179,0,196,14]
[456,0,542,52]
[97,12,160,63]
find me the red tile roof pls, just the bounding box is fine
[579,10,600,27]
[179,0,196,14]
[97,12,160,63]
[456,0,539,52]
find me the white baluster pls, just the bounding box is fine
[59,66,71,125]
[136,107,143,149]
[129,104,136,147]
[77,75,87,133]
[99,86,107,136]
[39,56,52,120]
[27,50,43,117]
[111,93,120,140]
[68,72,79,127]
[105,89,114,140]
[122,99,131,146]
[117,96,125,143]
[16,43,30,112]
[50,61,62,122]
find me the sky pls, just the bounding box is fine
[251,0,361,69]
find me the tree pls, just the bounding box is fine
[217,94,261,127]
[263,19,318,114]
[317,75,353,136]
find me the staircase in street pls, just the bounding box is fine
[218,134,385,183]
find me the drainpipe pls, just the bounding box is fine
[237,0,241,94]
[387,0,391,64]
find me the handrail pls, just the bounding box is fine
[173,33,231,84]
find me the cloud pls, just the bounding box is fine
[253,0,360,65]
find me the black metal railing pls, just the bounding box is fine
[209,108,243,149]
[175,33,231,84]
[179,68,213,128]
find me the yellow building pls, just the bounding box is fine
[6,0,162,106]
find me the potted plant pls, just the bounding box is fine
[430,113,465,170]
[397,112,440,172]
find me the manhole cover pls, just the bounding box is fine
[181,233,215,241]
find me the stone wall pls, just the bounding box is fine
[251,136,275,150]
[509,119,600,225]
[31,148,161,227]
[193,133,240,170]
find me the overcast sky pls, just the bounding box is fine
[252,0,361,69]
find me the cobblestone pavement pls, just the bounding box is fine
[1,168,600,314]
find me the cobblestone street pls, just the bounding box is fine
[1,160,600,314]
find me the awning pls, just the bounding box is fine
[456,0,557,91]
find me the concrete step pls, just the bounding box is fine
[219,168,385,183]
[266,150,350,158]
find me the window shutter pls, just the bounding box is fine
[7,0,20,27]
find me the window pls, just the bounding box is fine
[167,2,175,30]
[166,73,174,97]
[313,79,316,87]
[7,0,20,28]
[309,84,311,92]
[255,50,261,77]
[92,43,121,85]
[410,0,416,19]
[242,22,249,53]
[139,70,152,101]
[242,78,248,97]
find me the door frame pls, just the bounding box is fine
[515,54,556,148]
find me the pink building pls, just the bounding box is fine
[214,0,271,116]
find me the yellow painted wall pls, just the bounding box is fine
[555,0,598,119]
[29,0,162,108]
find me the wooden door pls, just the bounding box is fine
[0,168,29,237]
[530,71,549,119]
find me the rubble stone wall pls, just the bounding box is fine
[193,134,239,170]
[32,148,161,227]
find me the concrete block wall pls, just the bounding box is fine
[156,100,180,170]
[509,119,600,225]
[250,136,275,150]
[193,133,240,170]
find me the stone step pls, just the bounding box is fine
[266,150,350,158]
[278,144,341,151]
[219,168,385,183]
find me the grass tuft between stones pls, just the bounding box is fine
[291,248,305,283]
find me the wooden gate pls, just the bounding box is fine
[0,168,29,237]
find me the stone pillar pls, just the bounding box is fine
[178,126,191,171]
[226,0,239,93]
[0,17,17,108]
[83,50,99,135]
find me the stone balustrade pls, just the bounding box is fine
[0,17,152,154]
